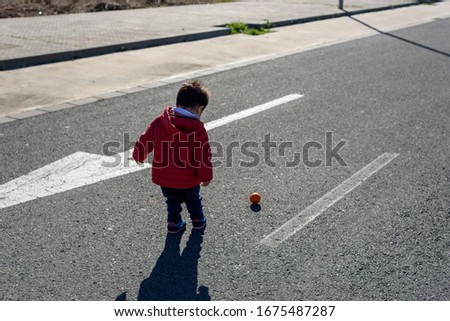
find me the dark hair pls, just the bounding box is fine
[176,80,211,108]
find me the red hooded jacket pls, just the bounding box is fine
[132,107,213,189]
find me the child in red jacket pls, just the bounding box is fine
[132,80,213,233]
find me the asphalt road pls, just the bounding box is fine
[1,18,449,301]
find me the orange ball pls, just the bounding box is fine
[250,192,261,204]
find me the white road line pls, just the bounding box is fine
[0,94,303,210]
[205,94,303,131]
[260,152,400,248]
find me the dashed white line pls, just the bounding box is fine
[260,152,400,248]
[205,94,303,131]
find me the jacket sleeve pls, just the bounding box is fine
[132,122,155,164]
[196,126,213,183]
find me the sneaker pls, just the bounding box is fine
[167,220,186,234]
[192,216,207,229]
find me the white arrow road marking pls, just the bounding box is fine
[0,94,303,209]
[0,152,149,209]
[260,152,400,248]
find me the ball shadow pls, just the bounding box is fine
[250,204,261,212]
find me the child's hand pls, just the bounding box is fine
[201,181,211,187]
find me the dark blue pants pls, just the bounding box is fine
[161,185,204,223]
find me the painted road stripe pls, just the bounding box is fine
[260,152,400,248]
[205,94,303,131]
[0,94,303,210]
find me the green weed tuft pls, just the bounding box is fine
[226,20,273,36]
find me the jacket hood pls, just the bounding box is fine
[161,107,203,135]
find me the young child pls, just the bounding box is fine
[132,80,213,233]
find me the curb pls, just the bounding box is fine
[0,29,230,71]
[243,3,419,29]
[0,3,420,71]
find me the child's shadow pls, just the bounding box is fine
[136,229,210,301]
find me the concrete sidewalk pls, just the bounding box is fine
[0,0,418,70]
[0,1,449,123]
